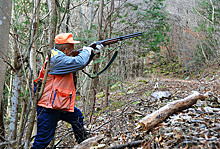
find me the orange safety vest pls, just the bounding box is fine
[35,60,76,112]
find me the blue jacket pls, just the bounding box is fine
[49,48,91,75]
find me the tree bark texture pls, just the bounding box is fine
[30,0,40,79]
[79,5,86,31]
[89,0,94,30]
[139,91,206,131]
[0,0,12,143]
[25,56,50,148]
[90,0,104,122]
[9,73,21,144]
[48,0,57,48]
[104,0,114,108]
[98,0,104,40]
[65,0,70,32]
[18,98,27,135]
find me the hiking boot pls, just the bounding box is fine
[74,128,88,144]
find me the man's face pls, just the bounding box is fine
[65,44,75,56]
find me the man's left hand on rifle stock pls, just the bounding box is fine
[89,41,104,54]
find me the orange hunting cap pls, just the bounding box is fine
[55,33,80,44]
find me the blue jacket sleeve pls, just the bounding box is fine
[49,48,91,75]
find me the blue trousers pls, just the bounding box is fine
[31,106,84,149]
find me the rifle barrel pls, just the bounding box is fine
[117,32,143,40]
[91,32,143,48]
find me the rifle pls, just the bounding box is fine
[79,32,143,78]
[69,32,143,56]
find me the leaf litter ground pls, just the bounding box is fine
[55,74,220,149]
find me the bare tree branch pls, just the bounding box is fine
[68,0,88,11]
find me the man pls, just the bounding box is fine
[32,33,98,148]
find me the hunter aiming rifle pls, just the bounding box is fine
[70,32,143,78]
[34,32,142,99]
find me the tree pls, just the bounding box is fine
[89,0,104,122]
[24,0,43,147]
[0,0,12,145]
[48,0,57,48]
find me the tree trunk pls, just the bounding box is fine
[30,0,41,141]
[48,0,57,48]
[98,0,104,40]
[89,0,94,30]
[9,72,21,148]
[66,0,70,32]
[10,26,22,149]
[6,71,13,117]
[80,0,95,116]
[0,0,12,143]
[0,101,4,142]
[90,0,104,123]
[79,5,86,31]
[104,0,114,107]
[24,1,44,148]
[139,91,206,131]
[18,98,27,135]
[47,1,57,147]
[81,65,92,115]
[30,0,40,79]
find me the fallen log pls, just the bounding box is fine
[139,91,206,131]
[73,134,104,149]
[107,140,145,149]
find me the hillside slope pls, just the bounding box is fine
[53,72,220,148]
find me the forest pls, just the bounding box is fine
[0,0,219,148]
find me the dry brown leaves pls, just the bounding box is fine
[55,74,220,148]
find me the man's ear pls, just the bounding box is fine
[62,46,67,54]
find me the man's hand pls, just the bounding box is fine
[89,41,104,54]
[95,43,104,50]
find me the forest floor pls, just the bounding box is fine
[54,70,220,149]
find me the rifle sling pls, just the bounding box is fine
[82,42,122,79]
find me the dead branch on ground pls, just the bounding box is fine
[73,134,104,149]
